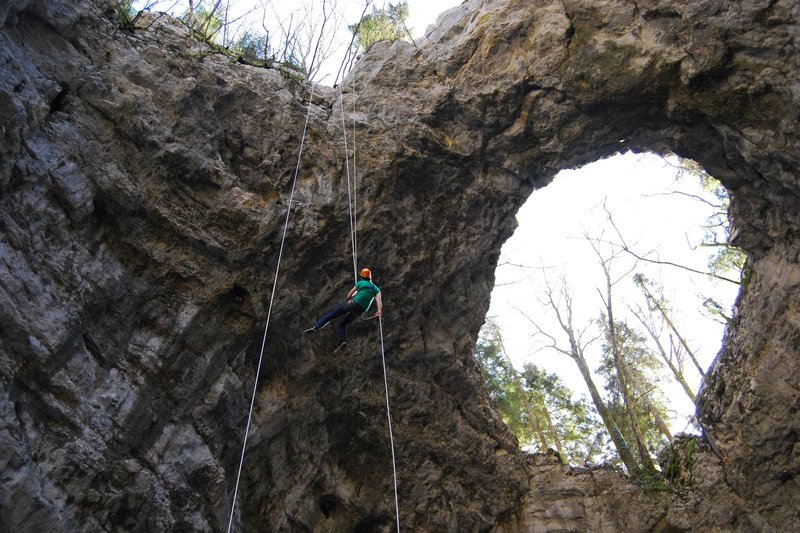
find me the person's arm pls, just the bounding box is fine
[374,292,383,317]
[346,286,358,300]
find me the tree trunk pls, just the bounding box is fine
[639,282,704,376]
[516,380,550,452]
[571,352,643,477]
[536,278,642,476]
[622,364,673,441]
[604,276,658,475]
[540,399,564,455]
[632,309,697,404]
[497,337,550,451]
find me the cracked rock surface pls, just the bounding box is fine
[0,0,797,531]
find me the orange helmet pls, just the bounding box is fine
[360,268,372,279]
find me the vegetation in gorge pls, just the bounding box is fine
[113,0,413,83]
[475,161,744,477]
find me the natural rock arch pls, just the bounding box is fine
[332,1,798,529]
[0,0,797,531]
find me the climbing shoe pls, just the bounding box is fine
[304,326,319,334]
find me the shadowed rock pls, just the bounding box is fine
[0,0,797,531]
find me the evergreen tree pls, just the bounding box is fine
[596,317,671,462]
[349,2,411,53]
[521,364,607,465]
[475,320,548,450]
[181,4,222,42]
[477,317,623,467]
[233,30,270,64]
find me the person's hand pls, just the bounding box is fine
[375,310,382,317]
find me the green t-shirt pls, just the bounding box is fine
[352,280,380,312]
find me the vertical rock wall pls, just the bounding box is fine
[0,0,797,531]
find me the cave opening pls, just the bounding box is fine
[475,151,744,469]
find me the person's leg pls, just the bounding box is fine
[315,303,350,330]
[337,302,363,341]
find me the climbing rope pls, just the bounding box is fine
[339,91,358,283]
[379,315,401,532]
[351,72,358,271]
[340,75,401,532]
[226,81,318,533]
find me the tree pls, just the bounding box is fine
[633,274,704,376]
[629,290,697,404]
[521,364,607,465]
[680,160,745,275]
[303,0,343,81]
[261,2,305,72]
[693,169,746,322]
[642,157,747,290]
[181,3,223,42]
[596,317,672,453]
[475,320,549,451]
[110,0,169,30]
[588,236,658,474]
[232,30,271,64]
[520,363,563,455]
[349,2,412,54]
[475,319,609,464]
[603,191,742,288]
[122,0,346,82]
[523,276,645,477]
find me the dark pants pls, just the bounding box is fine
[315,301,363,341]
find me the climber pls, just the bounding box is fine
[304,268,382,349]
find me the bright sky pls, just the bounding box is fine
[311,0,464,40]
[320,0,464,82]
[144,0,465,84]
[488,152,741,434]
[403,0,464,36]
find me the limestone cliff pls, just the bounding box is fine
[0,0,797,531]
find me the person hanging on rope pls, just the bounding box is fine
[305,268,382,349]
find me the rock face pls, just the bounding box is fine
[0,0,797,531]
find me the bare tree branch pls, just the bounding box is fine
[616,245,739,284]
[599,206,741,285]
[628,301,697,403]
[497,260,558,270]
[334,0,372,85]
[510,303,570,357]
[644,190,723,210]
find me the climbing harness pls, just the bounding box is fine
[226,82,318,533]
